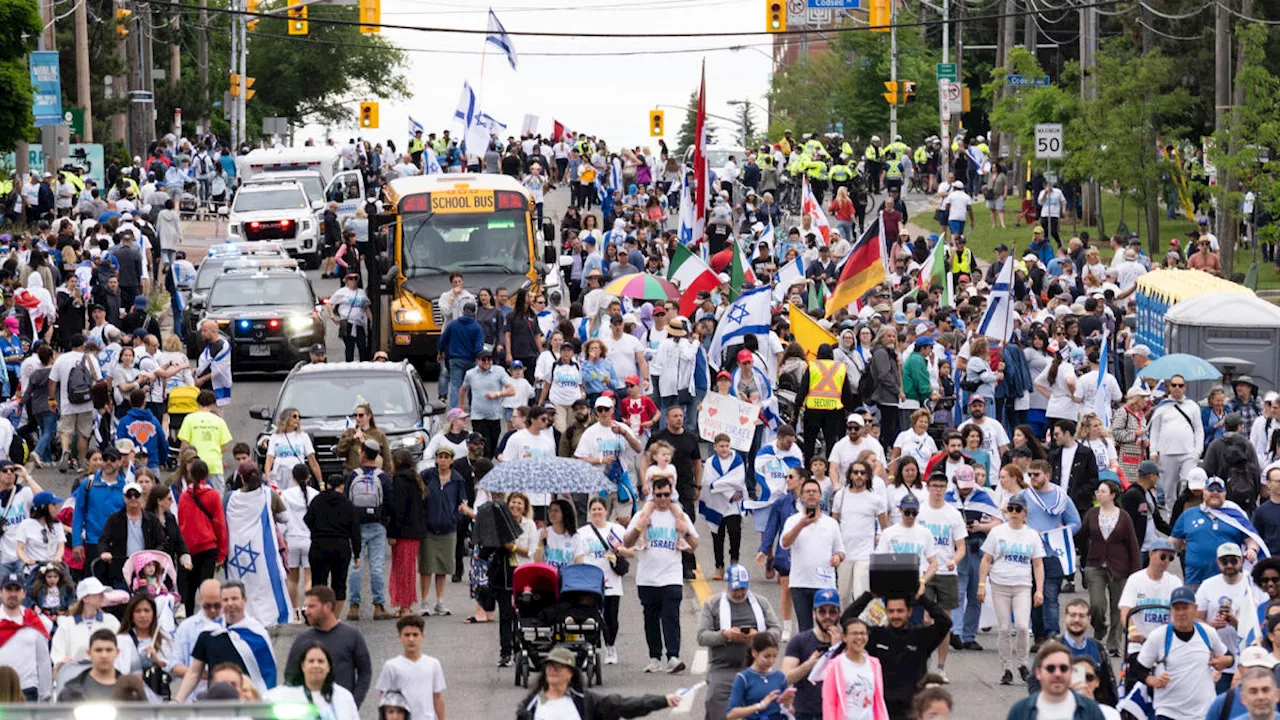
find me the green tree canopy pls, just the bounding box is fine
[0,0,42,151]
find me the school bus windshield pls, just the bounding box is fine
[399,209,531,277]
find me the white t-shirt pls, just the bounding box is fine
[1194,573,1256,670]
[958,417,1010,477]
[574,423,636,468]
[1137,623,1227,720]
[829,436,887,476]
[547,363,584,406]
[267,431,315,492]
[838,654,877,720]
[503,378,536,411]
[502,429,557,506]
[885,485,925,525]
[50,350,101,414]
[1077,369,1123,416]
[1033,691,1077,720]
[892,430,938,468]
[1119,569,1183,655]
[15,517,58,564]
[780,513,845,589]
[943,191,972,222]
[0,485,34,563]
[534,695,583,720]
[602,333,643,386]
[328,287,370,327]
[980,523,1045,587]
[916,503,967,576]
[281,485,317,545]
[628,507,696,588]
[541,528,580,570]
[375,654,447,720]
[266,684,359,720]
[1035,364,1080,421]
[575,522,627,596]
[875,523,936,574]
[832,488,887,561]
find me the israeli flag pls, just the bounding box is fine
[1204,502,1271,559]
[978,253,1016,342]
[745,443,803,511]
[699,453,746,533]
[1094,328,1112,429]
[772,255,805,303]
[677,171,695,246]
[408,115,424,136]
[486,9,518,70]
[707,286,773,371]
[1043,526,1077,575]
[223,486,293,627]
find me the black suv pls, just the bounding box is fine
[195,261,324,370]
[250,360,445,477]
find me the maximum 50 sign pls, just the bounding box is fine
[1035,123,1063,159]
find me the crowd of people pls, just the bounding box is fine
[0,120,1278,720]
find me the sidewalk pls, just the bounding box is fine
[175,217,227,263]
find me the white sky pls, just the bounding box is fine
[299,0,774,151]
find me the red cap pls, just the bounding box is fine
[737,349,753,363]
[716,370,732,380]
[624,375,642,386]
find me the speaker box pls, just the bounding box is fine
[870,552,920,600]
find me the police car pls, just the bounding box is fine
[226,181,322,269]
[181,242,289,350]
[195,258,324,370]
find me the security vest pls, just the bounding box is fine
[885,158,903,179]
[788,155,808,175]
[434,138,449,154]
[408,137,425,154]
[828,164,852,182]
[885,141,910,161]
[840,141,854,159]
[805,360,847,410]
[124,177,140,197]
[948,247,975,274]
[779,138,793,155]
[805,139,824,157]
[759,154,774,168]
[806,160,827,181]
[64,172,85,193]
[914,146,928,164]
[977,142,991,156]
[865,145,880,162]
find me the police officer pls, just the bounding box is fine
[805,153,828,205]
[828,160,853,198]
[883,135,909,194]
[409,130,425,167]
[864,136,884,195]
[947,234,976,284]
[794,343,856,460]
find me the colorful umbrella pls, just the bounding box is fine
[600,272,680,301]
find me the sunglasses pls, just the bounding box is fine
[1220,556,1241,565]
[354,412,368,418]
[1168,383,1185,388]
[1028,471,1043,477]
[1155,552,1176,562]
[1041,664,1071,674]
[654,492,672,498]
[1006,506,1025,513]
[850,470,868,476]
[902,509,918,517]
[202,602,223,611]
[124,491,141,499]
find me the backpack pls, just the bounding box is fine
[1223,439,1258,510]
[857,352,877,400]
[349,467,384,523]
[66,353,95,405]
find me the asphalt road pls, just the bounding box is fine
[29,182,1072,719]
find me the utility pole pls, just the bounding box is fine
[199,0,209,134]
[1079,1,1097,227]
[74,0,92,142]
[889,0,898,140]
[1023,0,1036,55]
[238,0,248,147]
[996,0,1015,160]
[953,0,963,142]
[170,15,181,91]
[1214,0,1235,275]
[229,0,240,149]
[939,0,950,180]
[38,0,69,173]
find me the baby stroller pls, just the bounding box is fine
[122,549,181,635]
[554,564,606,687]
[512,563,559,688]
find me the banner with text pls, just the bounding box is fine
[698,392,762,452]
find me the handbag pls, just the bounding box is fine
[589,523,629,577]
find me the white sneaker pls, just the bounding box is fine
[667,657,686,674]
[936,670,950,684]
[643,659,663,673]
[605,647,618,665]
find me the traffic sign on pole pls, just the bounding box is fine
[1035,123,1064,158]
[936,62,957,83]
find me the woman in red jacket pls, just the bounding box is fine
[176,458,228,616]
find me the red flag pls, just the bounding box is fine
[553,120,567,142]
[692,62,707,247]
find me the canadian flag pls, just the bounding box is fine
[553,120,570,142]
[802,178,831,245]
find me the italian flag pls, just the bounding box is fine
[668,243,720,318]
[920,238,954,306]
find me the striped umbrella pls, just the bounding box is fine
[599,272,680,301]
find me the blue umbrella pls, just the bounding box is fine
[478,456,612,495]
[97,211,121,223]
[1137,353,1223,382]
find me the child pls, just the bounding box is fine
[618,374,659,442]
[809,456,834,513]
[27,563,74,619]
[643,440,678,501]
[374,615,447,720]
[699,434,746,580]
[224,442,256,492]
[502,361,536,432]
[304,473,362,617]
[281,464,317,623]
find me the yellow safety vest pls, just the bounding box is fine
[841,142,853,159]
[779,138,793,155]
[828,164,851,182]
[805,140,823,156]
[64,173,85,193]
[949,247,974,274]
[914,147,928,164]
[865,146,879,161]
[759,154,774,168]
[409,137,424,154]
[806,160,827,180]
[805,360,847,410]
[885,159,903,179]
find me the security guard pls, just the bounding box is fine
[912,144,929,192]
[805,153,829,205]
[779,129,795,156]
[828,160,853,196]
[947,233,976,282]
[864,136,884,195]
[408,130,425,167]
[793,343,856,460]
[883,136,907,194]
[803,133,824,158]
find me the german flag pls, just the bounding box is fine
[825,215,886,318]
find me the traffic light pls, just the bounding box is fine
[360,101,379,129]
[287,0,308,35]
[358,0,380,34]
[230,73,255,100]
[902,81,916,105]
[868,0,890,31]
[883,81,898,105]
[115,7,132,37]
[649,110,665,137]
[246,0,259,31]
[766,0,785,32]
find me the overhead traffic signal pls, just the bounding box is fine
[902,81,916,105]
[883,81,898,105]
[766,0,785,32]
[868,0,890,31]
[360,101,379,129]
[358,0,380,34]
[115,7,132,37]
[287,0,308,35]
[246,0,259,31]
[649,110,665,137]
[230,73,256,100]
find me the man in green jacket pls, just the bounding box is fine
[902,336,937,407]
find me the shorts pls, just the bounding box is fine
[287,543,311,568]
[419,532,456,576]
[949,219,966,235]
[924,574,960,611]
[987,196,1005,211]
[57,411,94,437]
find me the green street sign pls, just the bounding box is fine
[65,107,85,138]
[936,62,957,82]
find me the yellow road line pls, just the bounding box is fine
[691,562,712,605]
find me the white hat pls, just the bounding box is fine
[1241,646,1279,669]
[1265,391,1280,404]
[952,180,964,189]
[1126,344,1152,357]
[76,577,107,599]
[593,396,614,410]
[1187,467,1208,491]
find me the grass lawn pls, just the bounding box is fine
[928,192,1280,290]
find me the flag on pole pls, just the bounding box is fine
[1044,526,1078,575]
[1093,329,1112,429]
[729,238,757,295]
[667,243,720,318]
[758,222,776,254]
[692,62,708,248]
[453,80,485,154]
[477,112,506,135]
[825,215,885,318]
[408,115,424,136]
[553,120,569,142]
[485,9,518,70]
[789,303,838,360]
[707,286,773,374]
[978,253,1016,342]
[920,238,953,306]
[806,280,828,314]
[801,178,831,244]
[677,171,695,247]
[772,256,805,303]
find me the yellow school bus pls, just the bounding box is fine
[383,173,548,367]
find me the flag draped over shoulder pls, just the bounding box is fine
[223,486,292,628]
[707,286,772,370]
[699,453,746,533]
[789,304,837,361]
[825,215,885,318]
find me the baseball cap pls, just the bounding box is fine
[434,445,456,457]
[1170,586,1197,606]
[726,564,751,590]
[478,348,494,360]
[445,407,469,422]
[31,491,63,509]
[115,438,136,454]
[716,370,731,381]
[624,374,642,386]
[510,360,524,369]
[1206,476,1227,492]
[737,349,753,363]
[969,394,986,406]
[846,414,865,427]
[1125,344,1152,357]
[1242,646,1280,669]
[133,295,148,309]
[361,438,382,454]
[76,577,107,599]
[122,482,143,497]
[915,336,934,348]
[954,465,976,489]
[309,343,326,355]
[594,396,614,410]
[1187,467,1208,491]
[1005,494,1027,510]
[1,573,22,589]
[1137,460,1160,477]
[1265,391,1280,404]
[1149,537,1175,553]
[102,446,122,461]
[1217,542,1243,559]
[813,588,841,609]
[899,494,921,510]
[609,313,624,325]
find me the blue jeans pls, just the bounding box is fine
[952,548,983,642]
[447,358,473,409]
[34,412,57,463]
[790,587,819,633]
[348,522,387,606]
[1031,556,1064,639]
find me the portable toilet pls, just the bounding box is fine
[1134,269,1254,357]
[1163,292,1280,393]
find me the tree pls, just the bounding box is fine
[0,0,42,151]
[735,101,758,148]
[676,88,715,158]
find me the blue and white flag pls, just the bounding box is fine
[454,80,478,130]
[1043,525,1077,575]
[1204,501,1271,559]
[408,115,424,136]
[1117,682,1153,720]
[699,452,746,533]
[979,253,1016,342]
[486,9,518,71]
[227,617,277,693]
[745,442,803,510]
[758,222,776,254]
[945,487,1002,519]
[1094,328,1112,429]
[707,285,773,371]
[477,112,506,136]
[424,147,443,175]
[222,486,293,628]
[677,171,695,246]
[772,255,805,303]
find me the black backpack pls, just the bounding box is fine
[1223,439,1259,510]
[66,354,94,405]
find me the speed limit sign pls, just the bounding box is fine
[1035,123,1063,159]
